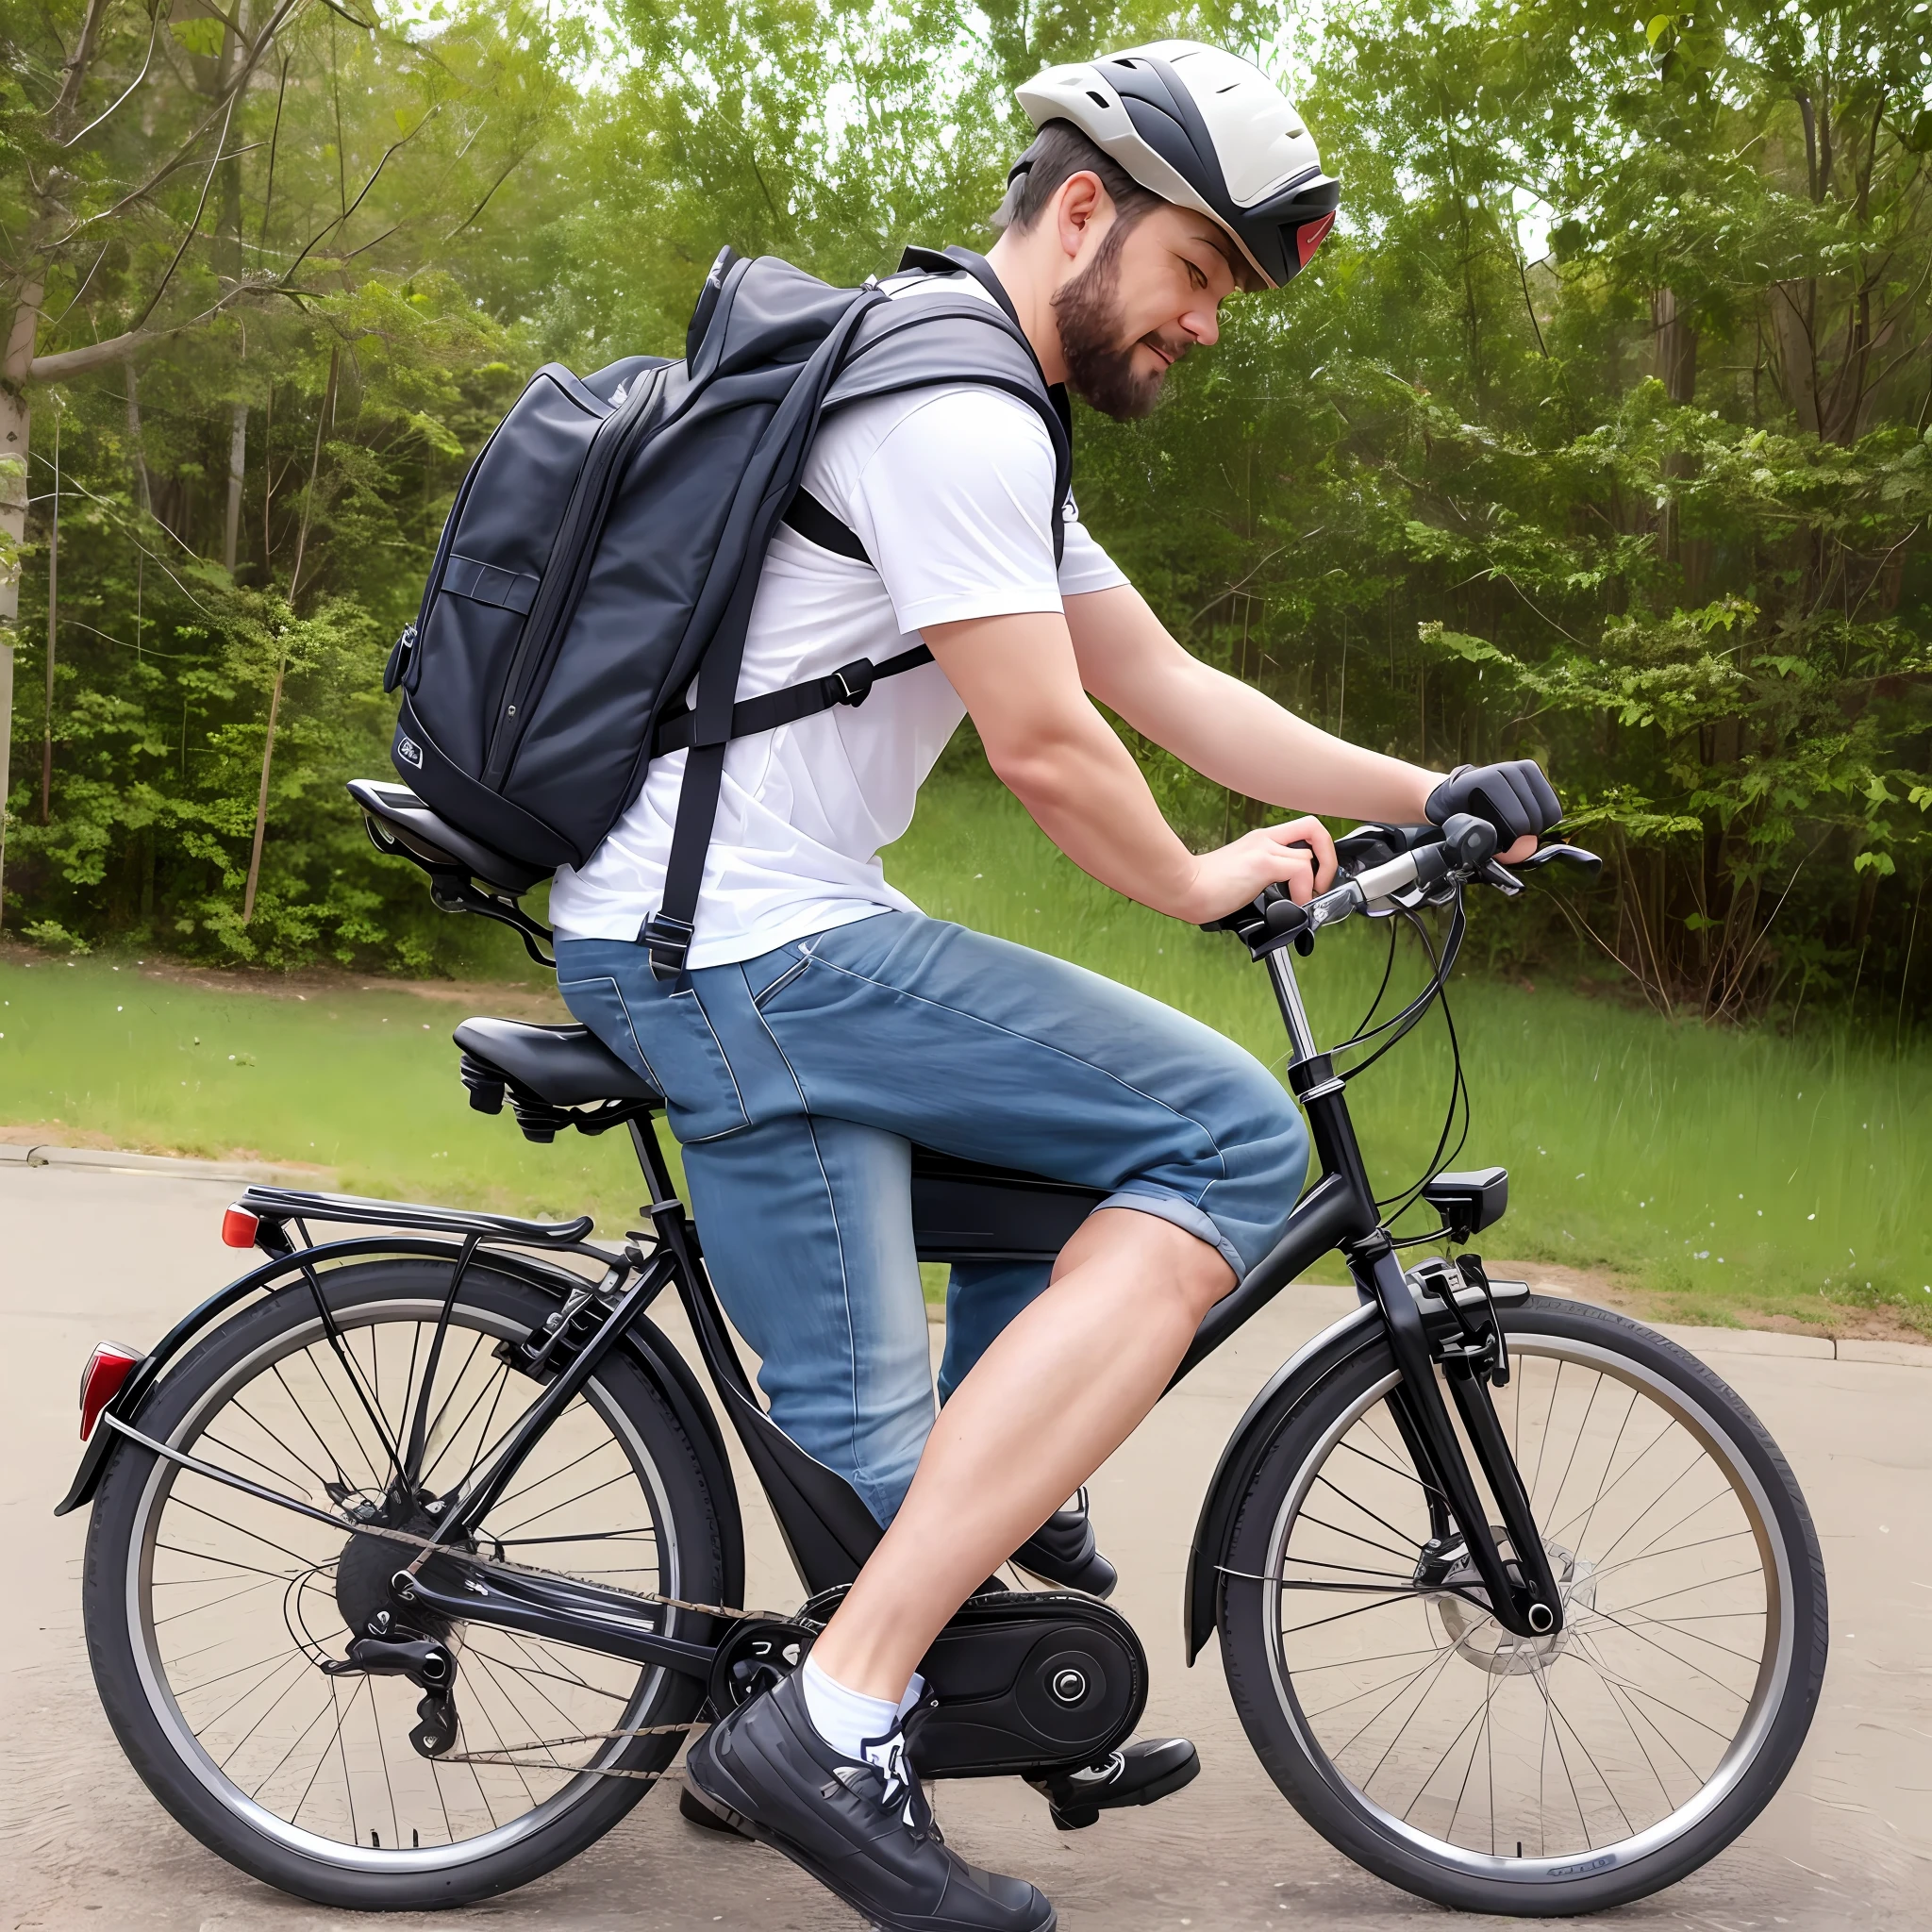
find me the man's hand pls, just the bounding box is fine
[1424,759,1561,865]
[1181,818,1338,924]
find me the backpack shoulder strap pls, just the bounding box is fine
[822,264,1074,564]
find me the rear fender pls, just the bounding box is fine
[54,1239,745,1614]
[56,1233,437,1517]
[1182,1275,1530,1663]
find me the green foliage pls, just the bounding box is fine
[2,0,1926,1025]
[13,777,1926,1332]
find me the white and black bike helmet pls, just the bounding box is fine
[1016,41,1340,290]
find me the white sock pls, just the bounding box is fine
[799,1656,926,1761]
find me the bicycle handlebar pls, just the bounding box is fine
[1202,817,1601,958]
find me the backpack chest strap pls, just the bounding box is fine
[651,637,936,759]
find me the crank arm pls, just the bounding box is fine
[393,1557,720,1680]
[1361,1246,1559,1640]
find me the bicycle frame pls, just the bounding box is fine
[62,886,1564,1683]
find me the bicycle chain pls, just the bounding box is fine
[438,1722,712,1783]
[327,1520,782,1778]
[329,1511,784,1625]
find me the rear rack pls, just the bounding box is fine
[237,1185,594,1247]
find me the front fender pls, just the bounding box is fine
[1182,1299,1382,1664]
[1182,1274,1531,1663]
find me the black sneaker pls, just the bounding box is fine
[685,1672,1055,1932]
[1011,1489,1117,1597]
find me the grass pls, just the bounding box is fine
[886,779,1932,1338]
[2,774,1927,1337]
[0,950,655,1233]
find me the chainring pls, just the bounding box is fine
[798,1584,1149,1780]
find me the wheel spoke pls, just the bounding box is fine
[122,1286,683,1869]
[1258,1332,1796,1881]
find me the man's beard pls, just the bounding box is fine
[1052,223,1187,422]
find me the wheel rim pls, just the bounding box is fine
[1260,1332,1793,1885]
[125,1290,685,1871]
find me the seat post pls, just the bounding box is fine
[629,1118,681,1211]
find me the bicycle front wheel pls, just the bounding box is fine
[81,1257,727,1909]
[1218,1296,1827,1915]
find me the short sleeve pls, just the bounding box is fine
[843,389,1069,634]
[1058,509,1126,598]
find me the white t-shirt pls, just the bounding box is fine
[548,277,1126,962]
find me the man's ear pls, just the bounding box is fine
[1054,170,1109,266]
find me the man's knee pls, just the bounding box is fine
[1202,1057,1311,1267]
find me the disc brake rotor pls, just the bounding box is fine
[1429,1537,1596,1676]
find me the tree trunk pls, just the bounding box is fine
[1653,290,1705,582]
[124,360,151,517]
[219,11,247,575]
[1653,288,1697,403]
[223,402,246,571]
[0,383,26,630]
[0,373,24,919]
[1770,280,1822,436]
[243,342,336,925]
[2,277,42,640]
[286,346,339,601]
[242,646,285,925]
[0,637,12,930]
[42,411,59,823]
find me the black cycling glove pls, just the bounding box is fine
[1424,759,1562,844]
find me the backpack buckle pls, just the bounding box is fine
[642,912,695,982]
[828,658,876,706]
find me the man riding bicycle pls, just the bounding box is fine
[550,41,1561,1931]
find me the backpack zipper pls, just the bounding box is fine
[481,362,672,789]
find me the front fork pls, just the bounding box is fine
[1354,1240,1562,1640]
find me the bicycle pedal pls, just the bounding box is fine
[1028,1736,1200,1831]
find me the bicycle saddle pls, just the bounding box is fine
[453,1018,662,1107]
[349,779,549,897]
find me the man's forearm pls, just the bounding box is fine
[1068,583,1441,824]
[981,707,1205,918]
[923,609,1208,918]
[1159,658,1438,823]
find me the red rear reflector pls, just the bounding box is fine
[222,1206,260,1249]
[80,1342,142,1440]
[1296,211,1335,268]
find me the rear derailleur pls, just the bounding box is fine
[320,1608,462,1759]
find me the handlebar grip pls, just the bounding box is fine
[1263,894,1310,938]
[1439,812,1498,870]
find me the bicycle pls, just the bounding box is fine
[59,781,1828,1916]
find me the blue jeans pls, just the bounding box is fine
[557,912,1307,1526]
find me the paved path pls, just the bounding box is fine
[4,1154,1928,1930]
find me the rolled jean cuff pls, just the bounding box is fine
[1093,1188,1246,1280]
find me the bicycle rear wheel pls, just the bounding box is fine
[1218,1296,1826,1915]
[82,1257,727,1908]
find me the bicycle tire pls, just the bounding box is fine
[1217,1295,1827,1916]
[81,1257,727,1909]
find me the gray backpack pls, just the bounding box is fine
[385,245,1070,977]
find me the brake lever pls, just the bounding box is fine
[1520,842,1602,877]
[1198,839,1326,936]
